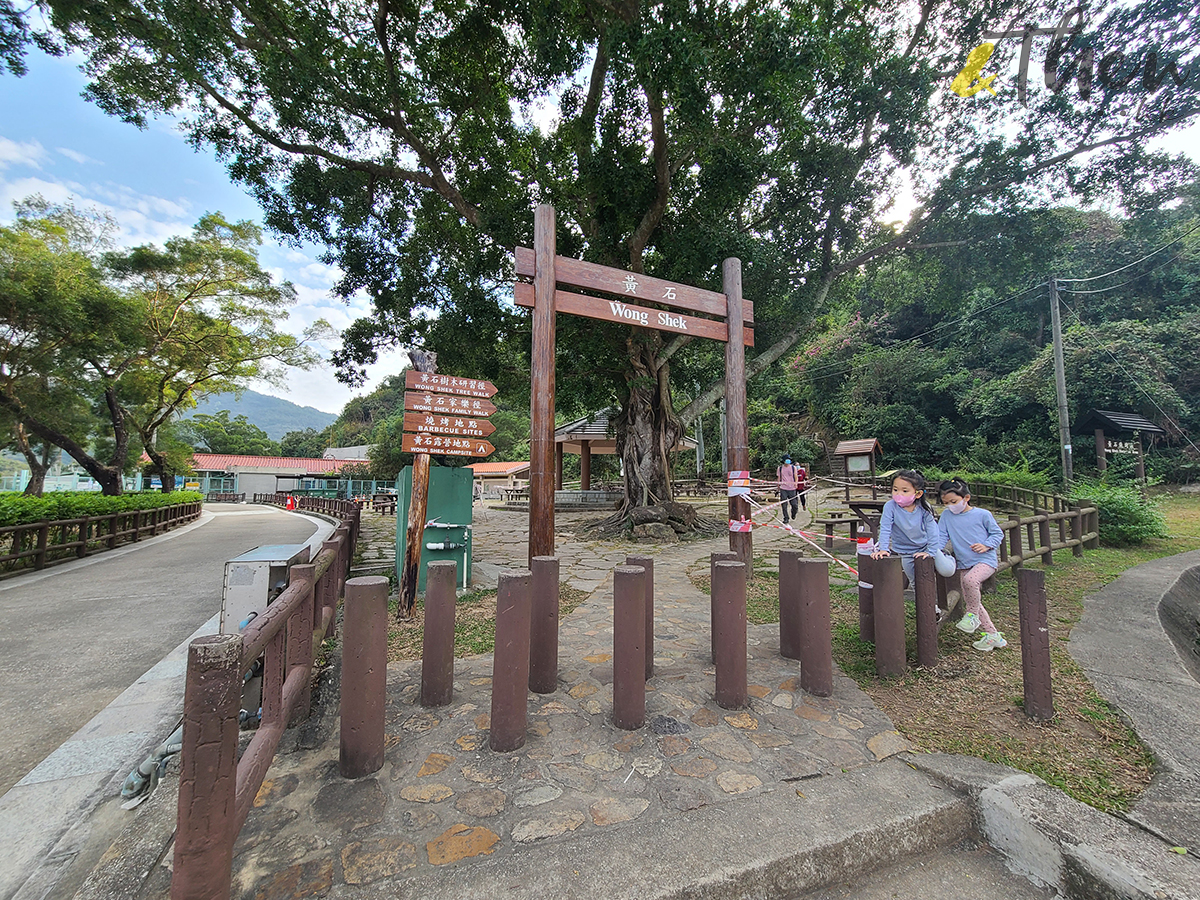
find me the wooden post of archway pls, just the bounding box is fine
[529,205,557,564]
[520,204,752,567]
[724,259,751,570]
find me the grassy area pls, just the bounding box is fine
[691,491,1200,813]
[386,583,591,660]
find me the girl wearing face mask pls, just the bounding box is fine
[937,478,1007,651]
[870,469,956,587]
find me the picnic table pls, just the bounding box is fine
[847,499,887,539]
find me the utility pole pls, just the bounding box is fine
[1049,277,1074,485]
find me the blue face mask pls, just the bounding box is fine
[784,459,792,465]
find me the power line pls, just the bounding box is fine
[1058,250,1188,295]
[1055,222,1200,284]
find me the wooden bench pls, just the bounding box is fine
[813,516,859,551]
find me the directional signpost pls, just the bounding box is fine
[398,365,499,617]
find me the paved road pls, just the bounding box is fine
[0,505,318,795]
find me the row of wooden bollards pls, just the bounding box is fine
[334,543,1056,776]
[854,548,1055,721]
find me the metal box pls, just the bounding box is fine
[396,465,474,591]
[221,543,311,633]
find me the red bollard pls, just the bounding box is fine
[626,555,654,679]
[712,560,748,709]
[873,554,906,677]
[913,556,939,668]
[529,556,561,694]
[341,576,389,778]
[710,551,739,662]
[173,634,242,900]
[778,550,803,661]
[490,570,532,752]
[613,565,646,730]
[421,561,457,707]
[797,558,833,697]
[857,541,875,643]
[1018,569,1055,721]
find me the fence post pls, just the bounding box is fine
[1017,569,1055,722]
[35,521,49,570]
[778,550,803,661]
[710,551,739,662]
[529,556,560,694]
[913,556,938,668]
[1008,516,1022,569]
[422,561,458,707]
[172,634,242,900]
[287,564,316,724]
[1038,514,1053,565]
[626,555,655,679]
[1071,505,1084,558]
[490,569,532,752]
[341,576,388,778]
[713,560,747,709]
[613,565,646,730]
[322,539,341,639]
[796,558,833,697]
[874,555,906,677]
[1085,505,1100,549]
[857,541,875,643]
[77,517,90,558]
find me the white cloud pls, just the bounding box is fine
[56,147,101,165]
[0,174,84,210]
[252,346,410,415]
[0,137,47,170]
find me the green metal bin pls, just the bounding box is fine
[396,465,474,591]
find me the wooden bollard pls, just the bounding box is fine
[626,555,655,679]
[490,570,532,752]
[713,560,748,709]
[613,565,646,730]
[710,551,739,662]
[912,556,938,668]
[341,576,389,778]
[778,550,803,661]
[873,554,906,677]
[529,556,561,694]
[856,541,875,643]
[421,561,457,707]
[1018,568,1055,721]
[797,558,833,697]
[174,634,242,900]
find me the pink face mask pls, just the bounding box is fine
[892,493,916,507]
[945,499,968,514]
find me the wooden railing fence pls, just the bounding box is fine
[967,482,1099,572]
[0,501,203,575]
[173,499,360,900]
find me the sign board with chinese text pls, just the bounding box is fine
[404,371,498,398]
[516,247,753,322]
[514,283,753,346]
[402,412,496,438]
[402,433,495,457]
[403,391,497,416]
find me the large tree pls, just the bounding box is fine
[42,0,1200,506]
[0,201,320,493]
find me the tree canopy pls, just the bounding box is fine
[34,0,1200,502]
[0,200,322,493]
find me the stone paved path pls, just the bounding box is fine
[208,495,911,899]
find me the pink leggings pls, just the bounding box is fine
[960,563,997,633]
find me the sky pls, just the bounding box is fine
[0,52,410,416]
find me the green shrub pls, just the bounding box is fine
[0,491,203,527]
[1069,478,1168,546]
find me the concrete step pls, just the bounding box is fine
[799,839,1055,899]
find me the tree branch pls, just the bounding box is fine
[627,83,670,273]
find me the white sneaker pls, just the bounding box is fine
[955,612,981,634]
[972,632,1008,652]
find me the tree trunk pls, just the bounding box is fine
[0,392,125,495]
[14,424,49,496]
[617,333,680,508]
[143,444,176,493]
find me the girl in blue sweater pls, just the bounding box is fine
[870,470,955,585]
[937,478,1007,651]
